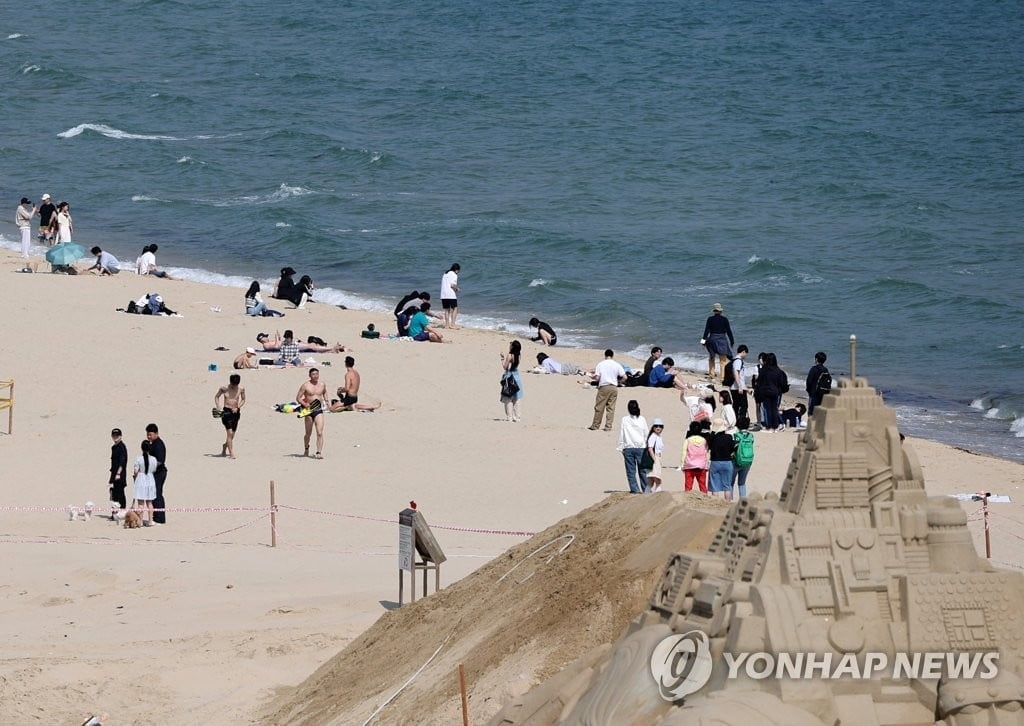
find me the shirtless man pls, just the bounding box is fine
[214,374,246,458]
[233,347,259,369]
[255,332,348,354]
[296,368,328,459]
[330,356,382,412]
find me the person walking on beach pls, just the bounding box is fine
[330,356,382,412]
[145,424,168,525]
[589,349,626,431]
[500,340,523,422]
[528,317,557,346]
[616,399,649,494]
[36,193,56,245]
[297,368,328,458]
[701,303,735,382]
[214,374,246,459]
[109,428,128,510]
[132,440,159,526]
[806,351,830,415]
[16,198,35,259]
[440,263,460,329]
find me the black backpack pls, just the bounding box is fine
[722,357,740,387]
[816,369,833,396]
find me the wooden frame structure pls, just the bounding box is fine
[0,380,12,434]
[398,507,447,605]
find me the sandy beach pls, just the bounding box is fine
[1,247,1022,724]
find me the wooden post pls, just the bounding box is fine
[6,380,11,435]
[270,480,277,548]
[983,492,991,559]
[458,663,469,726]
[849,335,857,379]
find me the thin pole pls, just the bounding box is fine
[983,493,991,559]
[459,663,469,726]
[849,335,857,379]
[270,480,277,548]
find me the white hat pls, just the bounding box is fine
[154,295,163,303]
[652,418,665,427]
[245,347,256,354]
[711,417,728,433]
[41,193,51,200]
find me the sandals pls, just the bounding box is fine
[314,452,323,460]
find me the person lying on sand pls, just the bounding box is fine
[255,332,348,354]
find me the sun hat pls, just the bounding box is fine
[711,303,723,313]
[652,418,665,427]
[41,193,51,200]
[711,417,728,432]
[245,347,256,354]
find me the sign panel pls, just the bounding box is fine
[399,523,414,571]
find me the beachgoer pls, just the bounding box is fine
[408,302,444,342]
[642,347,663,384]
[296,368,328,458]
[500,340,523,422]
[731,416,755,500]
[255,332,346,354]
[277,330,302,366]
[589,349,626,431]
[109,428,128,510]
[754,352,788,432]
[440,263,460,329]
[644,419,666,493]
[329,356,382,412]
[16,198,34,259]
[806,351,830,415]
[780,403,807,429]
[616,400,649,494]
[88,246,120,275]
[647,357,686,390]
[700,302,735,382]
[54,201,73,243]
[36,193,56,245]
[214,373,246,458]
[528,317,557,346]
[132,440,158,526]
[273,267,297,301]
[244,281,284,317]
[717,390,737,433]
[233,347,259,369]
[396,305,416,337]
[682,421,709,493]
[145,423,167,524]
[141,244,172,278]
[751,351,768,430]
[291,275,314,309]
[724,345,750,420]
[534,352,583,375]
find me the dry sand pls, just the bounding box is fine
[0,248,1021,723]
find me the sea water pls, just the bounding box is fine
[0,0,1021,461]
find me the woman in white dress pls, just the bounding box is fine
[132,440,158,526]
[55,201,73,243]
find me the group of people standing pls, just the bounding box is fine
[108,424,168,527]
[15,194,72,258]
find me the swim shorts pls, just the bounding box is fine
[221,407,241,431]
[441,298,457,309]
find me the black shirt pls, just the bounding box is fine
[274,274,295,301]
[806,364,828,395]
[38,202,56,227]
[709,431,736,461]
[702,314,734,345]
[531,321,557,344]
[109,441,128,482]
[394,291,425,316]
[149,437,167,473]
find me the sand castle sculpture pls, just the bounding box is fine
[491,374,1024,725]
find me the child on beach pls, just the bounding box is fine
[682,421,709,493]
[644,419,665,493]
[780,403,807,429]
[132,440,158,526]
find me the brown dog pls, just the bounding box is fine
[123,511,142,529]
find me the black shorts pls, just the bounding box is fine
[221,408,241,431]
[441,298,458,310]
[342,393,358,406]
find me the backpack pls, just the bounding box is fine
[816,369,833,396]
[722,357,740,387]
[683,436,708,470]
[733,431,755,469]
[623,371,647,387]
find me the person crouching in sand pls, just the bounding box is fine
[329,356,382,412]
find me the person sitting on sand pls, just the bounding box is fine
[648,357,686,390]
[136,244,172,279]
[277,330,303,367]
[329,356,382,412]
[528,317,558,346]
[273,267,297,301]
[289,275,314,309]
[408,302,444,342]
[533,352,584,375]
[255,332,347,354]
[89,246,120,275]
[244,281,284,317]
[233,347,259,369]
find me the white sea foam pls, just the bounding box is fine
[131,195,170,203]
[1012,418,1024,437]
[58,123,235,142]
[8,33,24,39]
[529,278,549,287]
[747,254,761,263]
[209,183,316,208]
[21,64,40,74]
[275,222,291,228]
[177,156,192,163]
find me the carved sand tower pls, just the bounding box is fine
[491,363,1024,725]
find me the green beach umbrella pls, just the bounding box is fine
[45,242,87,266]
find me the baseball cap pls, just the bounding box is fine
[245,347,256,354]
[111,428,122,436]
[21,197,31,205]
[41,193,51,200]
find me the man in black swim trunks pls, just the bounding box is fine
[329,356,382,412]
[36,193,56,245]
[296,368,328,458]
[214,374,246,459]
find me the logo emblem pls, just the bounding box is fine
[650,630,713,701]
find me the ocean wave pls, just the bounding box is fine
[131,195,171,203]
[208,183,316,208]
[8,33,24,39]
[529,278,550,287]
[275,222,291,228]
[57,123,235,142]
[970,393,1024,440]
[21,64,40,74]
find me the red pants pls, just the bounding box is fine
[684,469,708,493]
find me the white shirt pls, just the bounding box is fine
[730,356,746,391]
[617,415,649,450]
[441,270,458,300]
[594,358,626,387]
[647,432,664,457]
[541,358,563,374]
[138,250,157,274]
